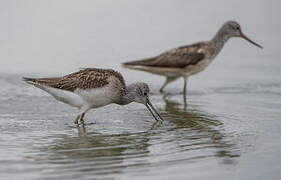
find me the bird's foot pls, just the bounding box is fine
[74,118,79,125]
[79,118,85,124]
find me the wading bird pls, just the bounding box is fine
[123,21,263,95]
[23,68,163,124]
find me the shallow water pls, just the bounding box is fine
[1,61,281,180]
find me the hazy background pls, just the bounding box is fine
[1,0,280,78]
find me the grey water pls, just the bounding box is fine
[1,1,281,180]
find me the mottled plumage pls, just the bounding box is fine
[124,43,206,68]
[23,68,126,92]
[23,68,163,124]
[123,21,262,95]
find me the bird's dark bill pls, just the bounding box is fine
[241,33,263,49]
[146,100,164,122]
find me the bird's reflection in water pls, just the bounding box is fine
[77,124,87,137]
[162,94,222,128]
[161,94,240,164]
[32,123,152,177]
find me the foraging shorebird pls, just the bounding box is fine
[23,68,163,124]
[123,21,263,95]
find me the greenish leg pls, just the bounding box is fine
[183,77,187,96]
[80,113,85,124]
[160,76,179,93]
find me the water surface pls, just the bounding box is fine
[0,64,280,180]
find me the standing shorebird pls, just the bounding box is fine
[123,21,263,95]
[23,68,163,124]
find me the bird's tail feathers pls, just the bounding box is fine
[22,77,38,85]
[122,57,156,67]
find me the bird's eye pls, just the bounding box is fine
[144,92,147,96]
[236,27,240,30]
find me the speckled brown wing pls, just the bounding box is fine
[124,43,205,68]
[23,68,126,92]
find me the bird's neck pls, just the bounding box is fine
[118,84,137,105]
[211,27,231,54]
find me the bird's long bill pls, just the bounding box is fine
[145,100,164,122]
[241,33,263,49]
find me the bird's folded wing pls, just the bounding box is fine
[24,68,125,92]
[124,49,205,68]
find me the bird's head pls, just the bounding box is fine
[223,21,263,49]
[132,82,163,121]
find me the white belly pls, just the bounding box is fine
[74,85,118,108]
[183,58,212,76]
